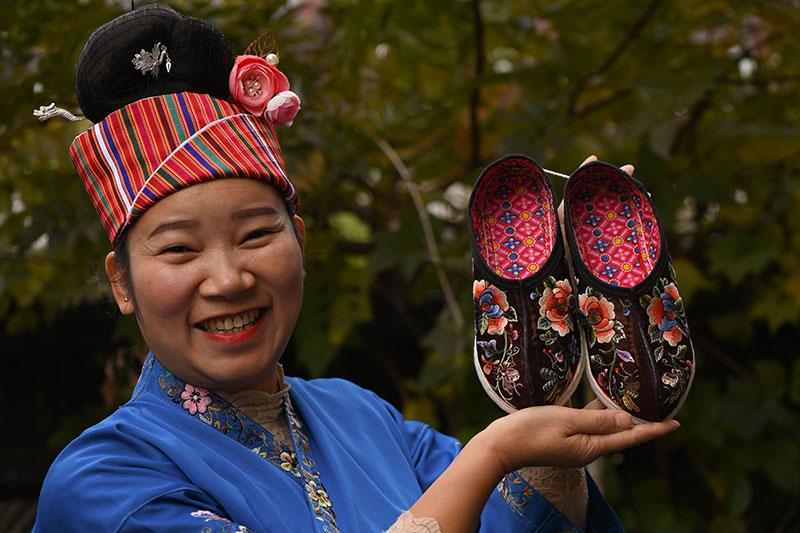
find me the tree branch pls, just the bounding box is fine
[366,129,466,333]
[572,87,634,118]
[670,34,775,156]
[566,0,663,116]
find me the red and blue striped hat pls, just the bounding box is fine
[70,5,301,243]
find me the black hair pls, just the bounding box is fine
[77,4,235,122]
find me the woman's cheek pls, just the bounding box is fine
[136,261,200,318]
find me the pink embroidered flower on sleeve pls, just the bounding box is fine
[228,55,290,116]
[180,384,212,415]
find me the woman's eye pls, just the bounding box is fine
[162,245,192,254]
[244,228,274,241]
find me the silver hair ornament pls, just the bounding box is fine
[132,42,172,78]
[33,103,85,122]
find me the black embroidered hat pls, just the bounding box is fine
[76,4,235,123]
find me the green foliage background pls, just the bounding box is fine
[2,0,800,531]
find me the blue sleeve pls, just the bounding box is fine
[120,491,252,532]
[397,408,623,532]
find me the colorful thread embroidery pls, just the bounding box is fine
[159,371,339,532]
[497,472,534,517]
[578,287,640,412]
[535,277,577,402]
[640,275,693,406]
[474,280,522,402]
[567,169,661,288]
[471,159,557,280]
[190,510,251,532]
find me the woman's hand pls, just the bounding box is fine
[475,399,680,476]
[579,153,634,175]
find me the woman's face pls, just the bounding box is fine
[106,179,305,393]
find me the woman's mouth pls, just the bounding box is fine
[196,308,267,345]
[198,308,265,333]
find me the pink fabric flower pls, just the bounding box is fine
[579,292,616,344]
[228,55,289,116]
[267,91,301,127]
[538,279,572,336]
[181,384,212,415]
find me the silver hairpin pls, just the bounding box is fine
[132,42,172,78]
[33,103,85,122]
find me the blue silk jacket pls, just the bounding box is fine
[34,353,623,532]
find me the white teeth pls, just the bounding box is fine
[201,309,261,332]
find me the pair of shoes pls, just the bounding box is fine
[469,155,694,422]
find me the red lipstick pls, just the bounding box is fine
[199,312,266,345]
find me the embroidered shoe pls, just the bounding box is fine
[469,155,583,413]
[562,161,695,422]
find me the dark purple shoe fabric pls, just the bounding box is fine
[469,155,582,412]
[562,161,695,422]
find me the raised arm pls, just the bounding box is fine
[406,404,679,532]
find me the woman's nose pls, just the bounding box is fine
[198,250,256,300]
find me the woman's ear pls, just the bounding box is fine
[292,215,306,250]
[105,251,135,315]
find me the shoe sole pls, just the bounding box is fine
[472,314,586,413]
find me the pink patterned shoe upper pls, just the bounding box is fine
[566,166,661,288]
[471,159,557,280]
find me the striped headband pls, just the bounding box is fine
[70,91,297,243]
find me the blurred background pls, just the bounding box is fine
[2,0,799,531]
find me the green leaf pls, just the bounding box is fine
[537,315,551,330]
[505,306,518,322]
[328,211,372,243]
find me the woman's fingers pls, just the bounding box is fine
[582,398,606,410]
[589,419,680,456]
[568,408,634,435]
[577,155,635,176]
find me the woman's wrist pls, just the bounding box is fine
[468,419,522,480]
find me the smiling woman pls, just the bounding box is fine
[107,180,305,393]
[33,4,678,533]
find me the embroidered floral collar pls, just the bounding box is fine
[135,354,339,532]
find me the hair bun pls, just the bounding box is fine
[76,4,235,123]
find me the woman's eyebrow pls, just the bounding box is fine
[147,218,200,239]
[231,206,282,221]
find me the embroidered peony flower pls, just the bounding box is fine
[229,55,290,116]
[473,280,516,335]
[579,292,617,344]
[181,384,212,415]
[647,282,683,346]
[267,90,301,127]
[538,279,573,336]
